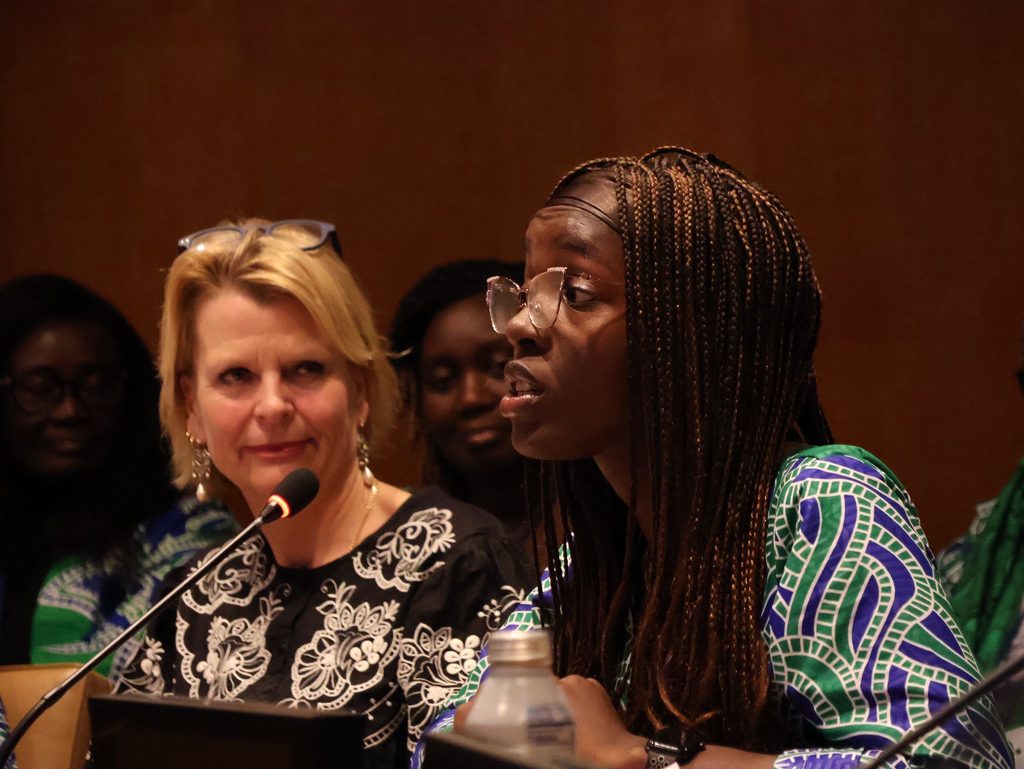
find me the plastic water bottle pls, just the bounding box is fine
[462,629,576,759]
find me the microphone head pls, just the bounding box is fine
[265,468,319,522]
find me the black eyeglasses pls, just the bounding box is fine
[0,368,127,415]
[177,219,342,256]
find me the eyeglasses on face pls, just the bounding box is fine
[176,219,342,256]
[0,367,127,415]
[485,267,622,334]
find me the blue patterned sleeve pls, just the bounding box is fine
[761,448,1012,769]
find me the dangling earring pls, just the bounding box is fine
[357,426,375,489]
[186,430,211,502]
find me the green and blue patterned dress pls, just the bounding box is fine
[415,445,1013,769]
[937,455,1024,764]
[29,497,237,679]
[0,497,236,767]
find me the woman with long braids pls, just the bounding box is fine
[418,149,1012,769]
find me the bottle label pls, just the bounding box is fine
[525,703,575,749]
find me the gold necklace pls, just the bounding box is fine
[349,481,379,551]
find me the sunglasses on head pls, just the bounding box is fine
[177,219,342,256]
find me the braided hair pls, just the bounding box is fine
[536,148,831,749]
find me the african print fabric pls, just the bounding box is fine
[938,455,1024,731]
[415,446,1013,769]
[0,696,14,769]
[31,498,237,680]
[115,487,532,769]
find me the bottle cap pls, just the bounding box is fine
[488,629,553,665]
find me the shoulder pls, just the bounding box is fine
[127,497,238,579]
[769,443,919,533]
[765,444,932,581]
[773,444,910,502]
[370,491,532,634]
[134,496,238,549]
[761,446,1015,769]
[353,488,530,597]
[396,486,516,545]
[935,497,996,591]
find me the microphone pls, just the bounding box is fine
[858,650,1024,768]
[261,467,319,523]
[0,468,319,766]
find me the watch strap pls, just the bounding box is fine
[644,726,705,768]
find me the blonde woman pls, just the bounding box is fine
[116,220,530,769]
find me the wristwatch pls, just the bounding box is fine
[644,726,705,768]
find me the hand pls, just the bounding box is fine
[452,698,475,733]
[558,675,647,769]
[456,675,776,769]
[558,681,777,769]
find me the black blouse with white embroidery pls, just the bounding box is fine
[116,487,532,769]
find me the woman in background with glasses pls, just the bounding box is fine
[390,260,536,561]
[116,220,530,769]
[0,274,236,679]
[421,150,1012,769]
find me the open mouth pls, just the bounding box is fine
[504,361,544,397]
[501,362,545,417]
[508,379,543,397]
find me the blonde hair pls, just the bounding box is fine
[159,220,397,491]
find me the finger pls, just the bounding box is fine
[453,699,476,732]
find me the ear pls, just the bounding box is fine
[179,374,207,444]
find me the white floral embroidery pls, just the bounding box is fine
[442,636,481,676]
[359,685,405,748]
[398,624,485,750]
[289,580,401,707]
[178,591,285,700]
[117,636,166,694]
[117,493,532,760]
[183,535,276,615]
[352,508,455,592]
[477,585,529,631]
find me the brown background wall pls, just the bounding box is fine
[1,1,1021,549]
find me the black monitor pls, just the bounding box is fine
[89,694,365,769]
[423,733,599,769]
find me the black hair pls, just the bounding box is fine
[390,259,524,379]
[537,150,831,749]
[0,274,177,565]
[389,259,523,491]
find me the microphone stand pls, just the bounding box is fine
[0,506,284,767]
[859,650,1024,768]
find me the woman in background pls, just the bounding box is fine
[0,274,235,679]
[939,326,1024,742]
[424,149,1011,769]
[117,220,530,769]
[390,260,532,554]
